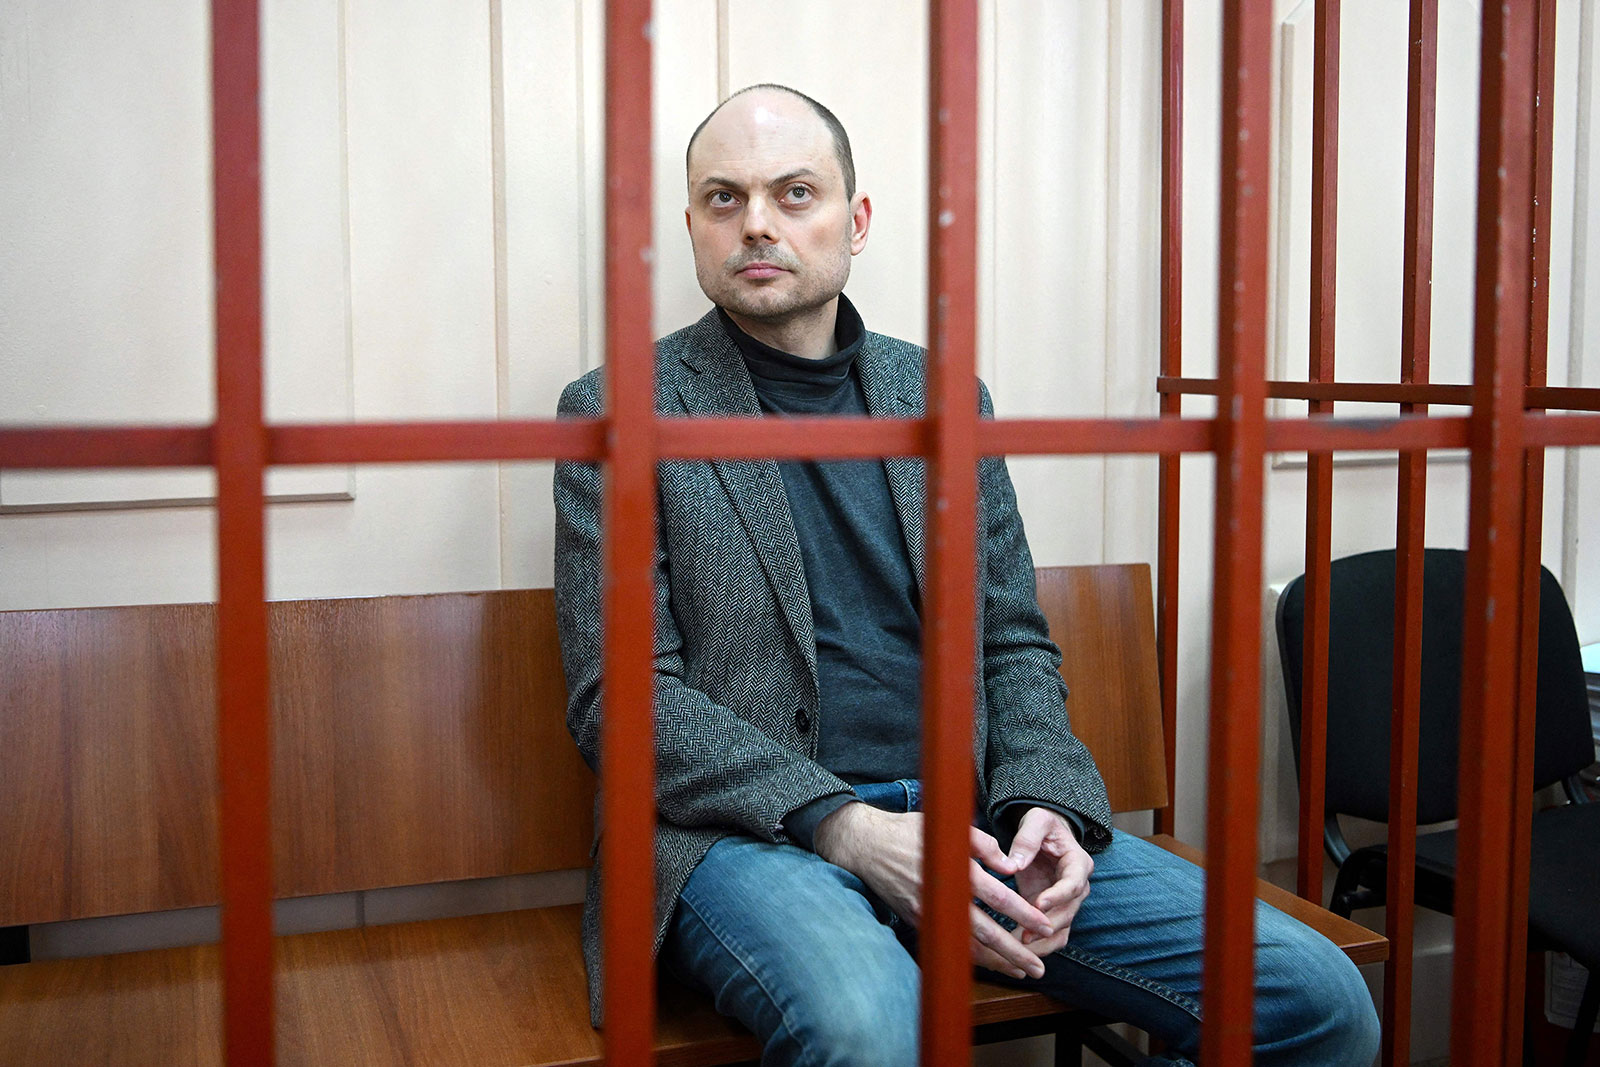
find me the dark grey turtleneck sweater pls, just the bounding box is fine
[716,297,923,848]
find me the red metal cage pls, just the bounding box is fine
[1,1,1594,1064]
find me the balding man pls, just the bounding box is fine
[554,84,1379,1067]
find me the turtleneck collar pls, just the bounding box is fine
[717,294,866,396]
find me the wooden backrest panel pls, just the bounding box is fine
[0,604,220,925]
[0,590,592,925]
[1034,564,1169,814]
[269,591,591,898]
[0,566,1164,926]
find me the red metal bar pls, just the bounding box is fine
[0,427,213,469]
[1266,415,1469,453]
[600,1,657,1063]
[1384,3,1438,1063]
[921,2,981,1062]
[212,1,273,1063]
[271,420,606,464]
[1155,0,1185,838]
[1502,4,1558,1058]
[1296,0,1339,904]
[1525,385,1600,410]
[1159,377,1473,405]
[1452,1,1538,1061]
[1202,3,1271,1061]
[1524,413,1600,445]
[1168,379,1600,412]
[980,418,1212,456]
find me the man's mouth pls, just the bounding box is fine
[737,263,787,279]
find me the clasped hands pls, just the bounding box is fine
[813,802,1093,980]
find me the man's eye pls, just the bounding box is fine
[711,191,736,206]
[786,186,811,202]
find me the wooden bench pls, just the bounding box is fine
[0,565,1384,1065]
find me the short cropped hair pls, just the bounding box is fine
[685,84,857,200]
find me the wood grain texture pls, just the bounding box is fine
[0,604,220,925]
[1035,565,1169,814]
[0,905,1081,1067]
[0,590,592,925]
[269,590,592,897]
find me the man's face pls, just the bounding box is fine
[685,91,870,324]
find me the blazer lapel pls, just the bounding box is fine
[674,316,817,682]
[857,337,927,597]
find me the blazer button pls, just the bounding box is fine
[795,706,812,734]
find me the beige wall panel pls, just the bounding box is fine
[1102,0,1164,571]
[723,0,928,348]
[0,0,350,510]
[269,466,502,601]
[989,3,1112,567]
[343,0,498,421]
[653,0,722,337]
[0,1,214,425]
[499,0,590,588]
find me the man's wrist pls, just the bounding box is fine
[813,799,869,869]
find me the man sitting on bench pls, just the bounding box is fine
[553,83,1381,1066]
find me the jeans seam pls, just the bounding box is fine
[678,889,806,1056]
[1051,942,1203,1020]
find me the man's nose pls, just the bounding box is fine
[741,196,776,244]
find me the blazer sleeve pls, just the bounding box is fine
[553,377,853,842]
[974,381,1114,851]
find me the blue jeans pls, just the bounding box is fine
[663,781,1380,1066]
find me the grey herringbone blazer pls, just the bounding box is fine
[553,308,1112,1025]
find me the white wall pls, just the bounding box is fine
[3,2,1599,1059]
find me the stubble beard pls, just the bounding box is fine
[696,239,853,325]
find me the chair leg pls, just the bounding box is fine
[1329,862,1364,919]
[1054,1028,1083,1067]
[1564,971,1599,1067]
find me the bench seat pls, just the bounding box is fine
[0,834,1383,1067]
[0,904,1078,1067]
[1,568,1385,1063]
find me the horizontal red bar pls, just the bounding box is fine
[1160,377,1472,406]
[656,417,925,459]
[269,420,606,464]
[0,413,1513,470]
[1525,386,1600,411]
[0,427,212,469]
[1524,413,1600,446]
[980,418,1213,455]
[1266,414,1471,453]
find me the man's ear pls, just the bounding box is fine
[684,207,692,234]
[849,193,872,255]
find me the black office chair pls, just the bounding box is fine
[1277,549,1599,1066]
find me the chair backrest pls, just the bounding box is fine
[1275,548,1592,826]
[0,563,1166,926]
[1034,564,1169,814]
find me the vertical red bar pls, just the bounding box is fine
[1452,1,1538,1062]
[212,1,274,1063]
[1296,0,1338,904]
[1386,4,1438,1064]
[600,1,657,1064]
[1155,0,1185,839]
[921,1,980,1062]
[1202,3,1271,1062]
[1501,3,1558,1058]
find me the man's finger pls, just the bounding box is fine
[969,860,1052,936]
[1035,849,1094,914]
[1006,808,1050,870]
[970,904,1045,979]
[969,826,1014,874]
